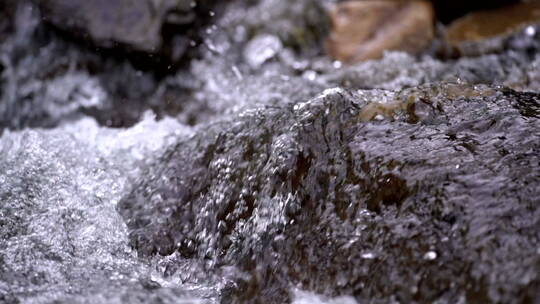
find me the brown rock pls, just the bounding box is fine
[446,1,540,56]
[326,0,435,64]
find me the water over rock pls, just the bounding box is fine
[119,84,540,303]
[1,0,540,303]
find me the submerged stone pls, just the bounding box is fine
[326,0,434,63]
[119,84,540,303]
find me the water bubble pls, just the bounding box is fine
[243,34,283,69]
[302,70,317,81]
[333,61,343,69]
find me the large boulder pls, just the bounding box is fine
[119,84,540,303]
[37,0,215,58]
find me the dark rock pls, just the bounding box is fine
[0,0,17,42]
[0,1,181,131]
[36,0,216,59]
[431,0,521,24]
[119,84,540,303]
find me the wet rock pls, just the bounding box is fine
[0,2,110,131]
[0,0,17,42]
[243,34,283,69]
[119,84,540,303]
[37,0,215,59]
[323,48,540,92]
[2,0,540,303]
[218,0,330,55]
[326,0,435,63]
[446,1,540,56]
[0,1,176,131]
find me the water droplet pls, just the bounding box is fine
[302,70,317,81]
[361,252,375,259]
[333,61,343,69]
[218,220,227,232]
[424,251,437,260]
[232,65,243,81]
[526,26,536,36]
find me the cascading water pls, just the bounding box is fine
[1,0,539,303]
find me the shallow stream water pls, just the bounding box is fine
[1,1,539,303]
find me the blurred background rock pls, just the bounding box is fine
[1,0,539,132]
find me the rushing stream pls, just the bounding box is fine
[1,1,540,303]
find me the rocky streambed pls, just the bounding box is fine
[1,1,539,303]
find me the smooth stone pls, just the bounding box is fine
[446,1,540,56]
[326,0,435,63]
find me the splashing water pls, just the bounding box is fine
[1,0,540,303]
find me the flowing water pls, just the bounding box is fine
[1,1,539,303]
